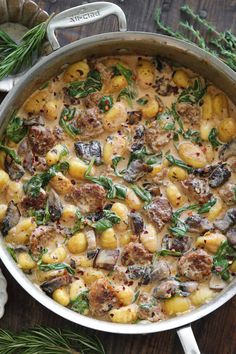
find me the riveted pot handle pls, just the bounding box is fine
[47,1,127,50]
[177,325,201,354]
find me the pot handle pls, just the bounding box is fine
[47,1,127,50]
[177,325,201,354]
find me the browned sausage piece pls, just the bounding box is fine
[176,102,200,125]
[21,190,47,211]
[29,225,63,255]
[121,242,153,266]
[28,126,56,155]
[178,249,213,281]
[182,176,212,204]
[88,278,120,316]
[146,197,172,231]
[145,120,174,153]
[77,108,104,140]
[71,183,106,214]
[219,182,236,206]
[138,292,164,322]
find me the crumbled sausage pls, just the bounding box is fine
[71,183,106,213]
[178,249,213,281]
[121,242,153,266]
[21,190,47,211]
[88,278,120,316]
[146,197,172,231]
[176,102,200,125]
[219,182,236,206]
[77,108,104,139]
[28,126,56,155]
[29,225,65,255]
[182,176,212,204]
[83,92,103,108]
[146,120,174,153]
[138,293,164,322]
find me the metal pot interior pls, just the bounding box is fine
[0,31,235,334]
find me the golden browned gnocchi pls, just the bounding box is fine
[1,55,235,325]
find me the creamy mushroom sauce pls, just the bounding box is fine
[1,56,236,323]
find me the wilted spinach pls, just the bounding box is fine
[6,115,28,143]
[68,70,102,98]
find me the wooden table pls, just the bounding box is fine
[1,0,236,353]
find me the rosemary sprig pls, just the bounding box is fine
[0,30,17,59]
[0,327,105,354]
[0,15,53,80]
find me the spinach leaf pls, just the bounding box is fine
[111,156,125,177]
[213,241,236,280]
[98,95,113,112]
[71,209,85,234]
[93,210,121,232]
[29,201,50,226]
[166,154,194,172]
[38,262,75,275]
[131,185,152,203]
[163,122,175,131]
[7,246,17,262]
[85,158,127,200]
[169,204,199,238]
[178,78,207,104]
[0,143,21,164]
[6,115,28,143]
[115,63,133,84]
[24,161,69,198]
[198,198,217,214]
[208,128,222,148]
[71,290,89,314]
[59,107,80,138]
[118,87,136,106]
[136,97,148,105]
[128,146,162,167]
[68,70,102,98]
[158,250,183,257]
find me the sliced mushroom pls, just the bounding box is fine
[226,226,236,249]
[219,139,236,161]
[4,156,25,181]
[161,235,191,253]
[127,111,142,125]
[85,229,97,251]
[23,115,45,126]
[214,208,236,232]
[41,273,71,296]
[209,274,227,290]
[74,140,102,165]
[129,212,144,235]
[123,159,153,183]
[94,249,120,270]
[185,214,213,234]
[1,201,20,236]
[153,279,179,299]
[208,163,231,188]
[150,260,171,282]
[127,265,146,280]
[48,189,63,221]
[179,281,198,293]
[130,125,145,152]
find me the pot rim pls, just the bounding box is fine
[0,31,235,334]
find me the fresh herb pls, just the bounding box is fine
[133,290,140,303]
[136,97,148,105]
[169,204,199,238]
[59,107,80,138]
[114,63,133,84]
[0,143,21,164]
[71,210,85,234]
[6,115,28,143]
[0,30,17,59]
[129,145,162,166]
[111,156,125,177]
[208,128,222,148]
[158,250,183,257]
[166,154,193,172]
[0,16,52,81]
[198,198,217,214]
[213,241,236,280]
[131,185,152,203]
[178,78,207,104]
[24,161,69,198]
[29,201,50,226]
[0,326,105,354]
[39,262,75,275]
[71,290,89,314]
[7,246,17,262]
[85,158,127,200]
[118,87,136,106]
[68,70,102,98]
[155,5,236,72]
[93,210,121,232]
[98,95,113,112]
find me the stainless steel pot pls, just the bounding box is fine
[0,3,235,353]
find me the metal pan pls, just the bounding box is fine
[0,3,235,353]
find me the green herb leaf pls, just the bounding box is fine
[39,262,75,275]
[213,241,236,280]
[169,204,199,238]
[198,198,217,214]
[111,156,125,177]
[0,143,21,164]
[136,97,148,105]
[166,154,193,172]
[71,290,89,314]
[24,161,69,198]
[118,87,136,106]
[29,200,51,226]
[71,209,85,234]
[208,128,222,148]
[7,246,17,262]
[131,185,152,203]
[6,115,28,143]
[158,250,183,257]
[59,107,80,138]
[178,78,207,104]
[68,70,102,98]
[115,63,133,84]
[98,95,113,112]
[93,210,121,232]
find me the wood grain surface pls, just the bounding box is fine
[0,1,236,353]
